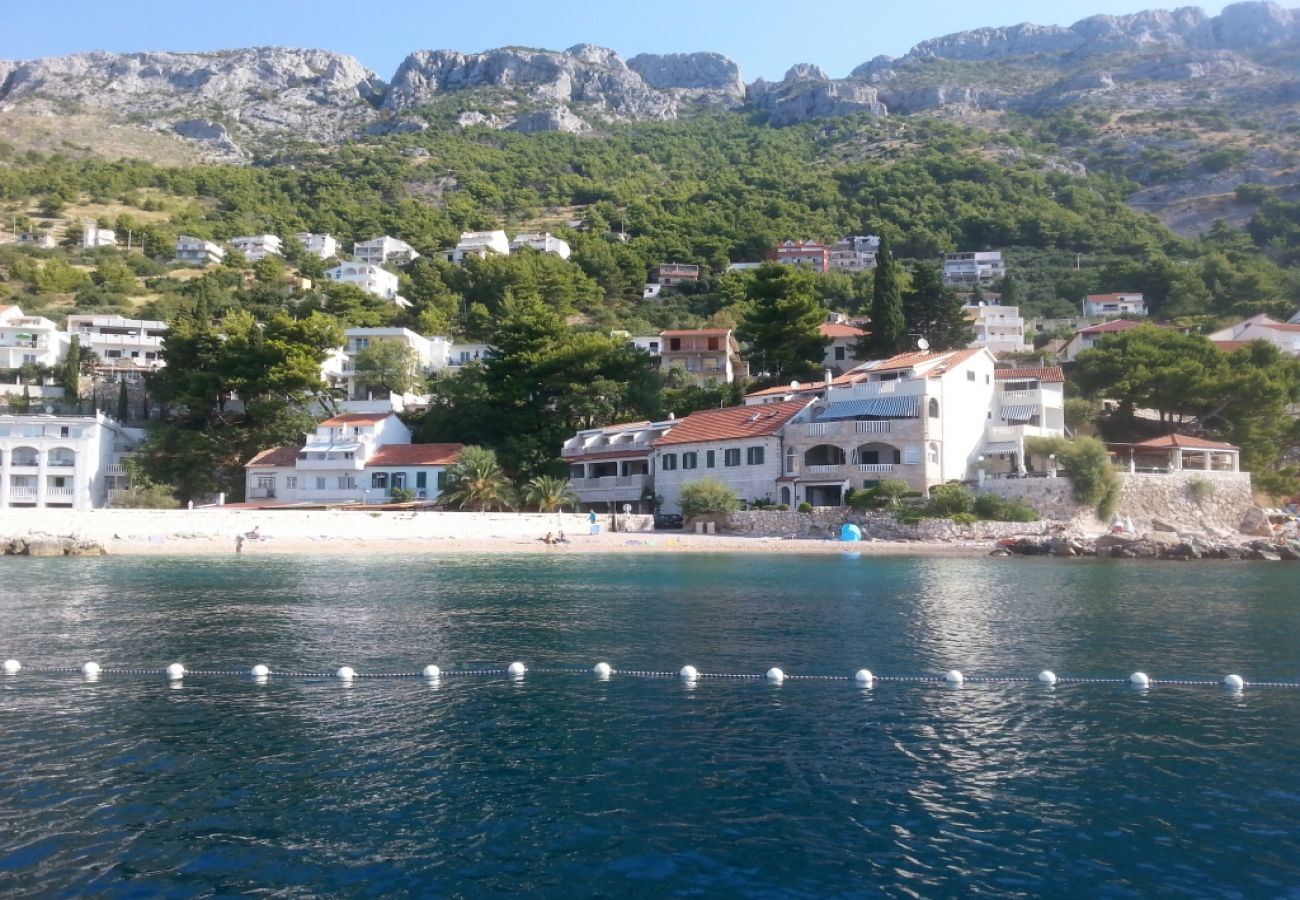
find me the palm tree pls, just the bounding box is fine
[524,474,578,512]
[441,446,515,511]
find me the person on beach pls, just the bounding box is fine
[235,534,244,554]
[588,511,599,535]
[540,532,556,545]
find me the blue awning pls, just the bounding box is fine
[817,396,921,421]
[982,441,1019,455]
[1000,405,1037,421]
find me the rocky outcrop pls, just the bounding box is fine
[626,52,745,105]
[504,107,592,134]
[0,48,384,151]
[749,65,887,125]
[3,535,107,557]
[384,44,676,124]
[999,532,1300,561]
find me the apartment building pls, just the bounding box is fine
[828,235,879,273]
[294,232,339,260]
[0,411,142,509]
[659,329,749,384]
[0,305,69,370]
[353,236,420,266]
[441,230,511,264]
[964,302,1030,354]
[943,251,1005,287]
[509,232,571,259]
[820,321,867,371]
[652,263,701,287]
[175,236,225,266]
[338,328,450,403]
[773,240,830,273]
[326,263,407,305]
[1083,292,1147,318]
[230,234,283,261]
[65,314,168,373]
[562,420,675,513]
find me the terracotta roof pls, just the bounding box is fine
[1076,318,1149,335]
[661,329,731,338]
[1263,322,1300,333]
[1211,340,1253,352]
[246,445,300,468]
[1085,292,1143,301]
[819,322,867,338]
[366,443,464,467]
[654,399,810,447]
[743,371,867,400]
[995,367,1065,383]
[319,412,393,426]
[1132,434,1239,451]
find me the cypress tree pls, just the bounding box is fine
[867,235,907,359]
[62,335,81,396]
[904,262,976,352]
[116,380,129,422]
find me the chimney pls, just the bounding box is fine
[824,368,833,386]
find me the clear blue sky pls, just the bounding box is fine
[0,0,1227,81]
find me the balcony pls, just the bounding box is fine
[998,390,1044,404]
[294,454,365,471]
[805,464,844,475]
[857,463,896,473]
[9,457,39,469]
[45,487,74,499]
[7,486,36,499]
[562,438,654,458]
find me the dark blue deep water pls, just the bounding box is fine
[1,554,1299,898]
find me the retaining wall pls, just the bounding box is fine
[724,509,1051,541]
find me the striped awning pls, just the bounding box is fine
[818,396,921,421]
[1000,405,1037,421]
[982,441,1019,455]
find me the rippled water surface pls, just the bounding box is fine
[2,554,1299,897]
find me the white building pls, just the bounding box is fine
[820,321,867,371]
[244,412,462,504]
[65,314,167,373]
[82,223,117,249]
[828,235,879,274]
[0,305,69,370]
[442,230,511,264]
[17,232,56,249]
[631,335,662,356]
[1060,318,1151,362]
[943,251,1005,287]
[449,343,492,367]
[510,232,571,260]
[294,232,339,260]
[1083,292,1147,318]
[964,302,1030,354]
[175,236,225,266]
[563,420,675,513]
[0,411,141,509]
[326,263,408,306]
[354,236,420,266]
[230,234,283,261]
[1207,314,1300,356]
[340,328,450,404]
[652,400,814,515]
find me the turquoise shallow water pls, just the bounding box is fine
[1,554,1299,897]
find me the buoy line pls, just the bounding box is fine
[2,658,1293,690]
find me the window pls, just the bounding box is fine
[724,448,741,467]
[707,337,720,351]
[835,346,846,361]
[372,473,388,489]
[392,473,406,489]
[785,446,797,474]
[339,476,356,490]
[928,442,939,465]
[437,471,447,490]
[286,476,297,489]
[682,452,698,470]
[747,446,764,465]
[903,447,920,465]
[669,338,682,351]
[706,450,715,468]
[929,398,940,418]
[967,370,975,381]
[662,453,678,471]
[416,472,427,489]
[315,477,326,490]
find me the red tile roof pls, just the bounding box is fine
[1076,318,1149,335]
[1211,340,1253,352]
[366,443,464,467]
[319,412,394,426]
[869,348,985,374]
[654,399,810,446]
[1264,322,1300,333]
[246,445,300,468]
[1133,434,1239,451]
[743,371,867,400]
[661,329,731,338]
[995,367,1065,383]
[819,322,867,338]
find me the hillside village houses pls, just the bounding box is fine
[66,314,168,376]
[565,347,1068,515]
[0,411,143,509]
[0,305,70,374]
[229,234,283,261]
[353,235,420,266]
[1207,313,1300,355]
[243,411,463,505]
[18,231,56,249]
[820,321,867,372]
[943,250,1005,287]
[326,262,410,306]
[658,328,749,384]
[1083,292,1147,318]
[295,232,339,260]
[964,300,1031,354]
[509,232,571,259]
[1059,317,1151,362]
[81,222,117,249]
[175,235,225,266]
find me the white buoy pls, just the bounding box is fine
[593,662,612,678]
[854,668,874,686]
[680,665,698,683]
[166,663,185,681]
[2,659,20,674]
[766,667,785,684]
[1223,673,1245,691]
[336,666,356,682]
[507,661,527,678]
[1037,670,1058,685]
[945,669,964,685]
[82,661,101,678]
[1130,671,1150,688]
[250,664,270,679]
[422,665,441,681]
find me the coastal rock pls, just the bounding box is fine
[750,68,887,125]
[1240,506,1273,536]
[23,538,67,557]
[504,107,592,134]
[1151,517,1178,532]
[1,535,108,556]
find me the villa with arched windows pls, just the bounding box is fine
[0,412,142,509]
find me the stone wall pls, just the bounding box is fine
[724,508,1051,541]
[977,470,1255,532]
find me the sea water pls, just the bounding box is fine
[1,553,1298,897]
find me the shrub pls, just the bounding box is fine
[951,512,978,526]
[679,478,741,520]
[109,479,181,509]
[776,504,789,511]
[389,487,415,503]
[797,501,813,513]
[1187,477,1214,505]
[1030,435,1119,520]
[928,483,975,516]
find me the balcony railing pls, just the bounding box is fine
[9,458,39,468]
[569,474,649,492]
[998,390,1044,404]
[295,456,365,471]
[562,438,654,458]
[805,464,844,475]
[7,486,36,499]
[855,421,891,434]
[857,463,896,473]
[45,487,74,498]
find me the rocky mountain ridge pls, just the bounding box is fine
[0,1,1297,159]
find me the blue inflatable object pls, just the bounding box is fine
[839,523,862,542]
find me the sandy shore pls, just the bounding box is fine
[94,531,996,558]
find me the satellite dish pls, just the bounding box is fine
[789,380,801,390]
[916,338,930,351]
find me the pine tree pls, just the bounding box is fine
[737,263,829,383]
[904,263,976,352]
[866,235,907,359]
